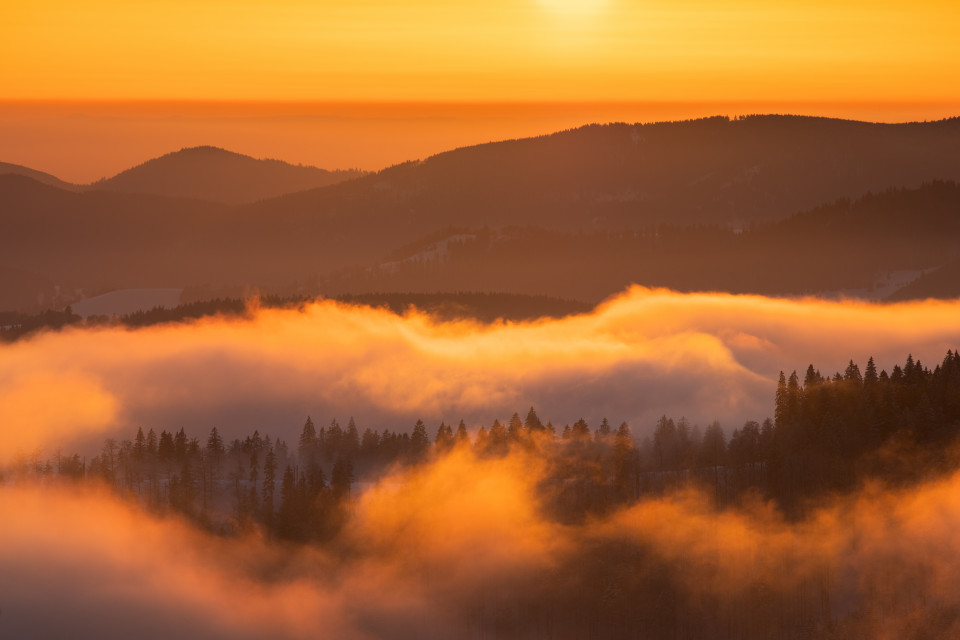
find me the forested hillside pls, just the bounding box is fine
[324,181,960,299]
[4,116,960,312]
[14,350,955,527]
[7,350,960,639]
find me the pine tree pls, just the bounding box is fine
[158,430,175,461]
[146,428,158,456]
[572,418,591,441]
[326,419,344,460]
[488,419,508,454]
[507,412,523,441]
[864,356,879,385]
[206,427,225,457]
[804,364,822,388]
[134,427,146,460]
[411,419,430,459]
[455,420,470,446]
[360,428,380,457]
[524,406,544,432]
[596,417,612,442]
[298,417,318,466]
[775,371,788,427]
[474,425,489,452]
[786,371,801,423]
[174,428,188,460]
[435,421,455,452]
[844,360,863,384]
[344,418,360,458]
[653,416,677,470]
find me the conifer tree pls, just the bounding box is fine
[134,427,146,460]
[344,418,360,458]
[524,407,544,432]
[206,427,225,457]
[411,419,430,459]
[507,412,524,441]
[435,421,455,452]
[298,417,318,465]
[455,420,470,446]
[146,428,158,456]
[775,371,788,427]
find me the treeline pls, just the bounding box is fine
[8,409,642,539]
[0,292,590,342]
[0,299,230,342]
[11,351,960,537]
[0,296,295,342]
[8,351,960,639]
[769,350,960,513]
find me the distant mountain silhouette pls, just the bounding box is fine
[319,181,960,301]
[90,146,365,204]
[0,161,80,192]
[3,116,960,311]
[242,115,960,232]
[213,116,960,280]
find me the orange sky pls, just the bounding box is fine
[8,99,960,183]
[2,1,959,180]
[3,0,960,102]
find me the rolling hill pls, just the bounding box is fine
[3,115,960,311]
[318,181,960,301]
[239,114,960,232]
[90,146,365,204]
[0,161,81,192]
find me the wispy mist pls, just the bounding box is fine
[5,442,960,638]
[2,287,958,455]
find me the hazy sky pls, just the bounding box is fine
[5,99,958,184]
[2,1,959,181]
[3,0,960,102]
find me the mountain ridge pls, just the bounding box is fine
[3,114,960,311]
[88,146,366,204]
[1,147,365,205]
[0,161,82,192]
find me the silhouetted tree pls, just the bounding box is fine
[298,417,318,466]
[435,421,455,452]
[411,419,430,460]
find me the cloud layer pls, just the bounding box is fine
[1,286,958,455]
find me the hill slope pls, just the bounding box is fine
[319,181,960,301]
[91,146,364,204]
[241,115,960,234]
[0,174,229,309]
[4,116,960,310]
[0,161,80,192]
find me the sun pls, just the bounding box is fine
[537,0,609,15]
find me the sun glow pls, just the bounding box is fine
[538,0,608,15]
[1,1,958,103]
